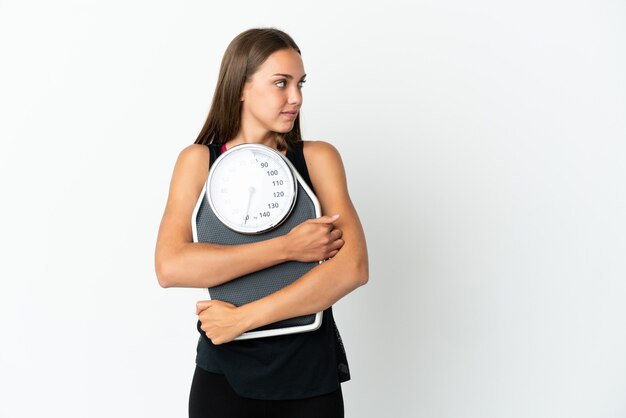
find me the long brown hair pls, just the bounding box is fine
[194,28,303,151]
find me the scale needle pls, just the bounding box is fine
[243,186,255,225]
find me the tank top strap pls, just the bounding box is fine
[287,141,315,194]
[204,143,221,168]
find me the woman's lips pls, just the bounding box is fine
[281,112,298,120]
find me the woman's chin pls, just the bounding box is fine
[273,123,295,134]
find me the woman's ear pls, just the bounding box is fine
[240,82,250,102]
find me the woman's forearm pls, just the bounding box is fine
[238,232,368,332]
[155,214,343,289]
[156,236,289,288]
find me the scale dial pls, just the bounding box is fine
[207,144,298,234]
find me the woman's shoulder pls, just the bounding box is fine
[174,143,212,171]
[168,143,212,190]
[301,140,346,191]
[301,140,342,163]
[178,143,211,161]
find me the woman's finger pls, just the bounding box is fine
[330,228,343,240]
[196,300,213,315]
[311,214,340,224]
[330,238,344,252]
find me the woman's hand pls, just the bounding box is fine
[283,214,344,262]
[196,300,247,345]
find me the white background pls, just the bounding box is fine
[1,1,625,417]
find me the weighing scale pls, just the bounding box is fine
[192,143,323,340]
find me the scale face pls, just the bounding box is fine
[207,144,298,234]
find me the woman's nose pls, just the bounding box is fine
[288,87,302,105]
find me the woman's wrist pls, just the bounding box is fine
[238,303,264,333]
[274,234,292,263]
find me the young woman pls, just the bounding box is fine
[155,28,369,418]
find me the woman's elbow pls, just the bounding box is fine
[352,258,369,288]
[155,258,177,288]
[357,264,369,287]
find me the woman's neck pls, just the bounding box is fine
[225,131,286,155]
[229,129,278,149]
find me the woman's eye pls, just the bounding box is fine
[275,80,306,88]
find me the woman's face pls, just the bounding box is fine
[240,48,306,136]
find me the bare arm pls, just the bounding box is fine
[197,141,369,344]
[154,144,344,288]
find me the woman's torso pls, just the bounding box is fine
[194,140,350,400]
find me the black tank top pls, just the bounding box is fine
[195,140,351,400]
